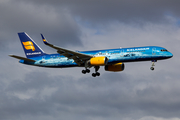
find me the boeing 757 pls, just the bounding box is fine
[9,32,173,77]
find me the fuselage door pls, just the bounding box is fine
[120,49,124,57]
[152,48,156,55]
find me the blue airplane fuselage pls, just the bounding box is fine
[19,46,173,68]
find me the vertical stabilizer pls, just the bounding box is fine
[18,32,46,58]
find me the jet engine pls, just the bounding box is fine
[89,56,108,66]
[105,63,125,72]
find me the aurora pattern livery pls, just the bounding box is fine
[9,32,173,77]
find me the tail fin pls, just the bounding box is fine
[18,32,46,58]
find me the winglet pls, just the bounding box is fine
[41,34,48,45]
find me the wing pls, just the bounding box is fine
[41,34,93,66]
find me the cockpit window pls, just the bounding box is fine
[161,49,168,52]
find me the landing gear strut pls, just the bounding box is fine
[82,61,91,74]
[150,60,157,71]
[92,66,100,77]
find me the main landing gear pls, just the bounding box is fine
[92,66,100,77]
[82,66,100,77]
[82,69,90,74]
[150,60,157,71]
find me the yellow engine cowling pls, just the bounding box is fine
[89,56,108,66]
[105,63,125,72]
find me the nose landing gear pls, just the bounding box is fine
[150,60,157,71]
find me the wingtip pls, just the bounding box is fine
[40,33,45,39]
[9,54,15,57]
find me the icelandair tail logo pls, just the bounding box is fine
[22,41,35,51]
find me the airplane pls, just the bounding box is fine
[9,32,173,77]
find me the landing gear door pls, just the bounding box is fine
[152,48,156,55]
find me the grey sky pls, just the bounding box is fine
[1,0,180,120]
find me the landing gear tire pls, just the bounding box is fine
[92,72,100,77]
[92,73,96,77]
[86,69,90,73]
[82,70,86,74]
[82,69,90,74]
[96,72,100,76]
[150,67,154,71]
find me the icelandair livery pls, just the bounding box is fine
[9,32,173,77]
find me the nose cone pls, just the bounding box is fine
[167,52,173,58]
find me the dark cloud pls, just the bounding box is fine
[0,0,82,48]
[15,0,180,24]
[1,0,180,120]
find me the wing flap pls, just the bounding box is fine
[9,55,36,62]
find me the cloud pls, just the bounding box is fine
[1,0,180,120]
[3,22,180,119]
[1,69,180,120]
[139,116,180,120]
[14,0,180,24]
[0,0,82,48]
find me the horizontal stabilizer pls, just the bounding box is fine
[9,55,36,62]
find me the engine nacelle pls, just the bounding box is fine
[105,63,125,72]
[89,56,108,66]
